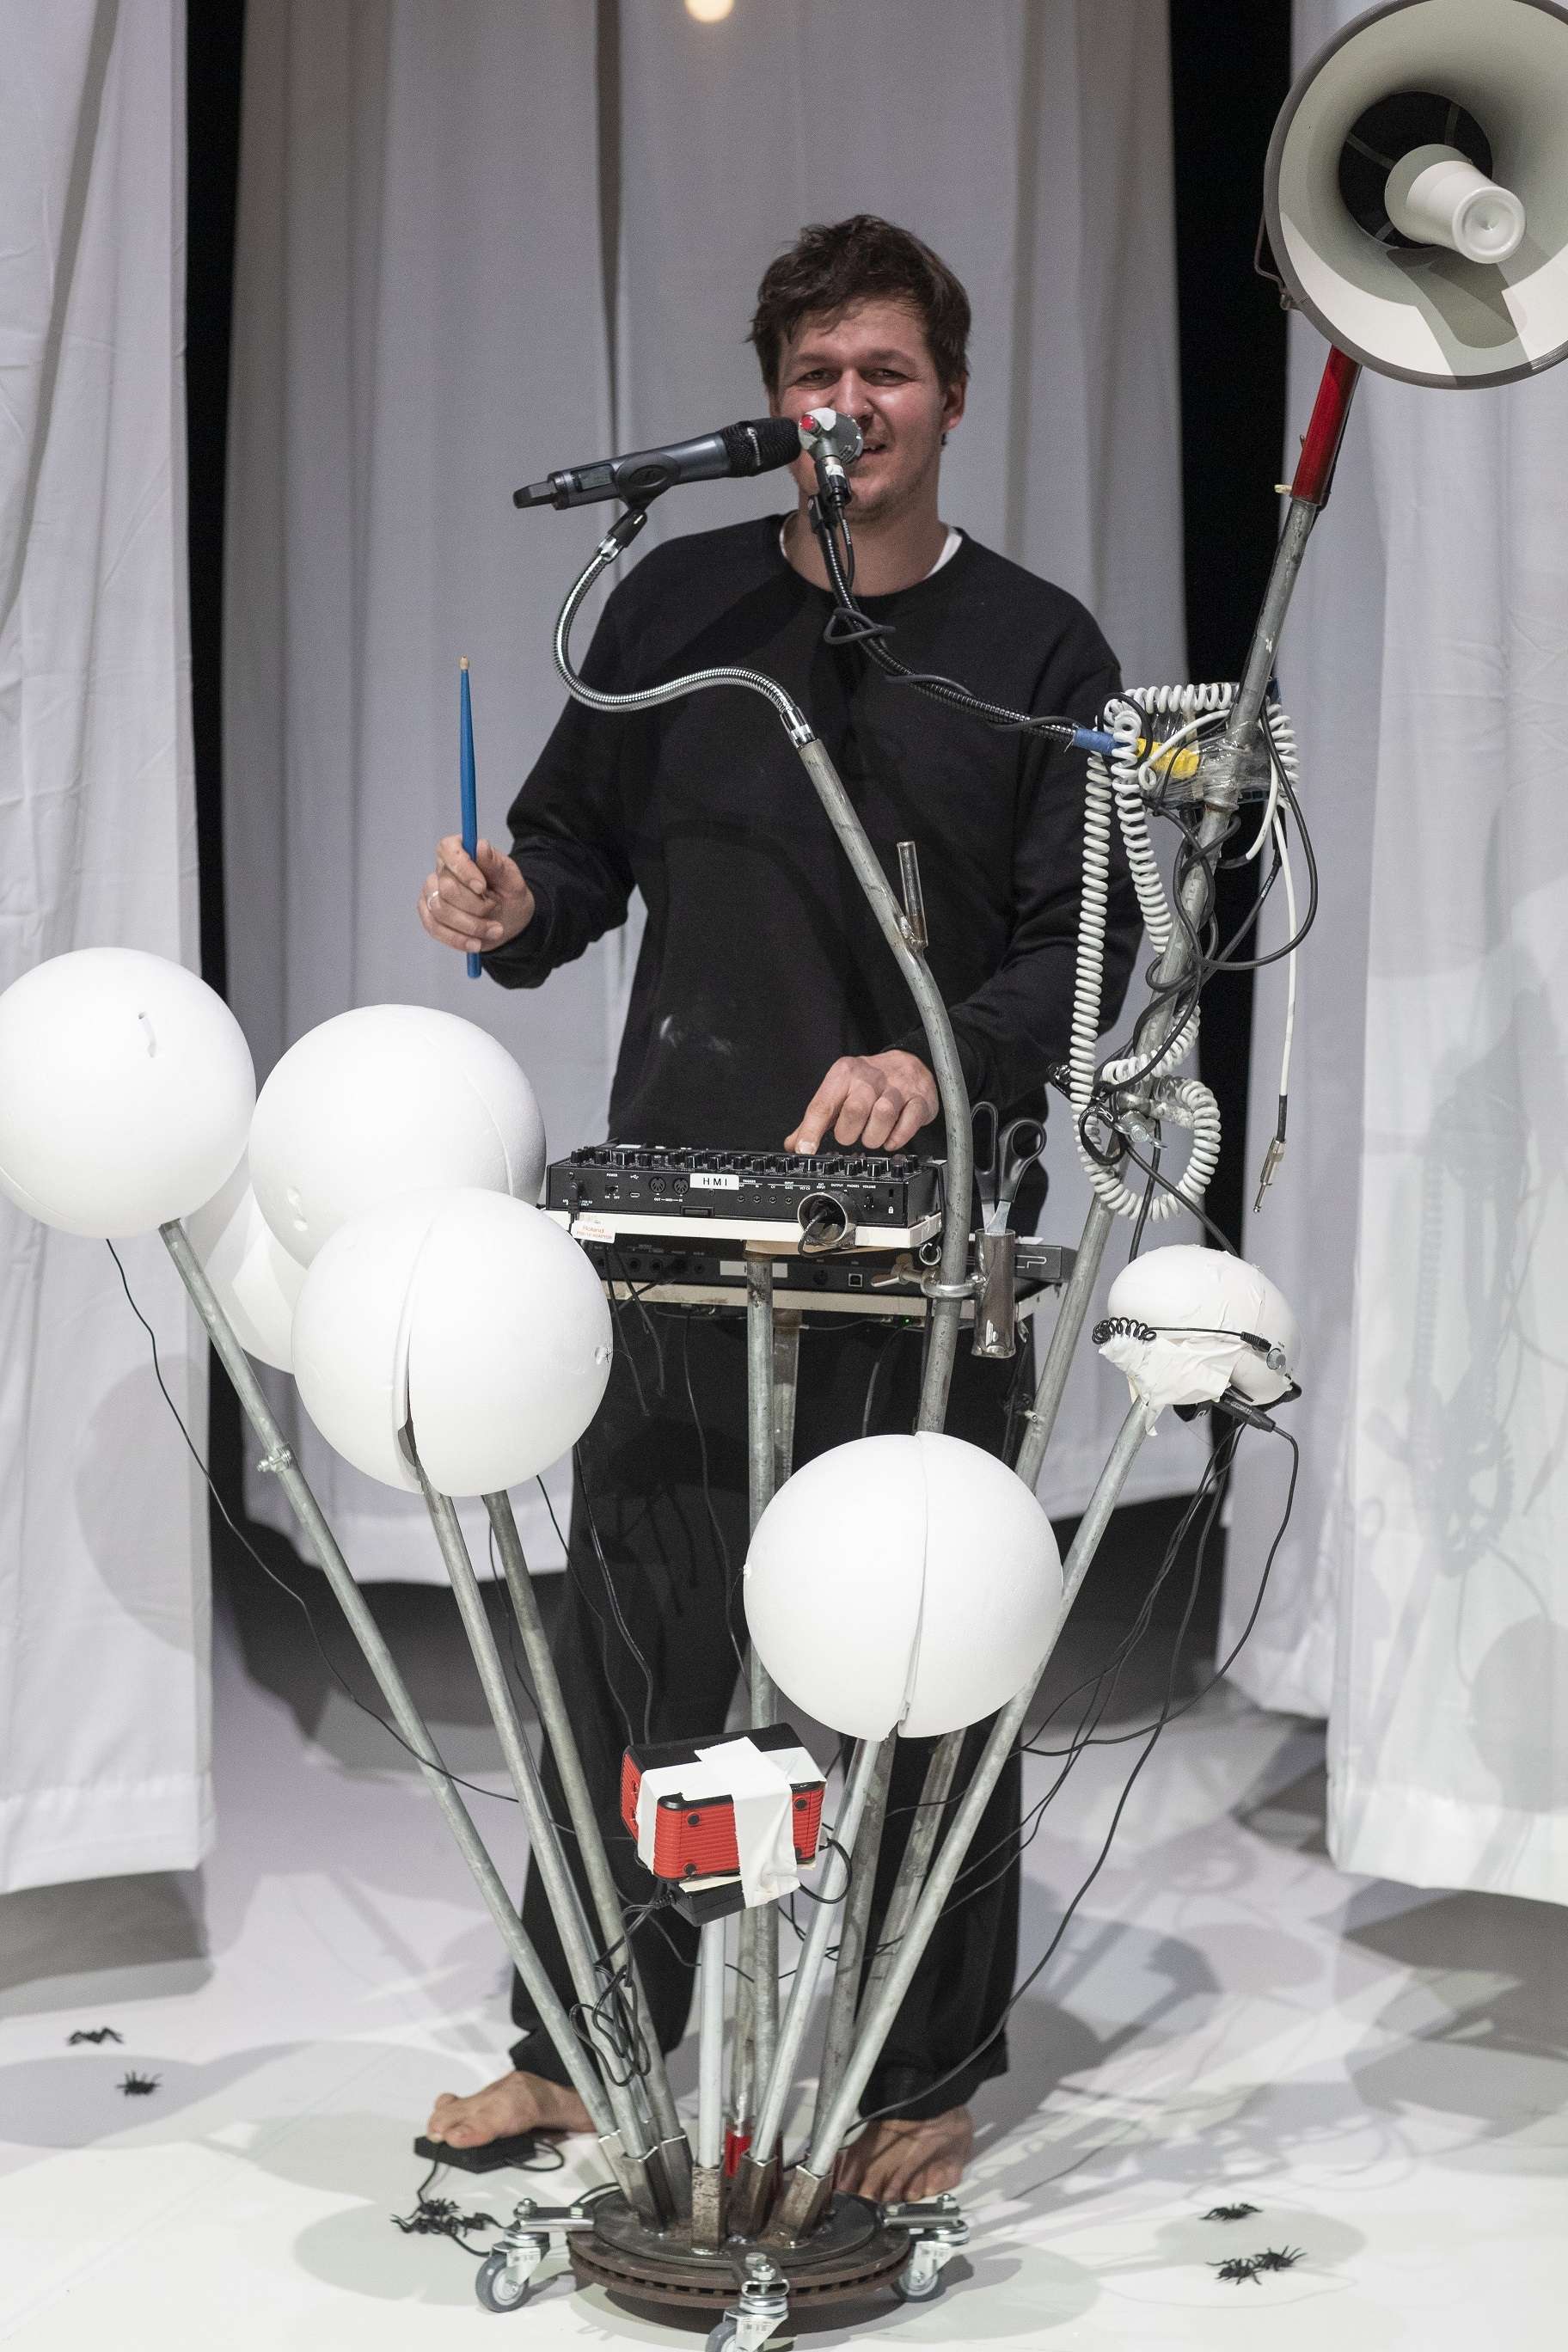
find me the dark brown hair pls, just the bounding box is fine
[749,215,971,395]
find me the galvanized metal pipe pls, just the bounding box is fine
[159,1221,632,2192]
[805,1735,895,2150]
[749,1736,880,2169]
[743,1259,782,2110]
[417,1474,664,2224]
[793,736,971,1436]
[858,1730,962,2013]
[481,1489,689,2194]
[775,1400,1152,2232]
[1014,1195,1116,1491]
[696,1916,727,2171]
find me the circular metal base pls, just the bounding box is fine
[567,2190,910,2320]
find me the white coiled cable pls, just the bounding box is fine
[1070,682,1293,1223]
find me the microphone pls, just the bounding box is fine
[514,414,801,511]
[797,407,863,512]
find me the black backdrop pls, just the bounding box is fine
[184,1,1295,1641]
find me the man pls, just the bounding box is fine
[417,217,1137,2202]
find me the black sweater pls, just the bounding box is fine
[483,515,1139,1148]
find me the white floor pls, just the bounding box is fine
[2,1577,1565,2351]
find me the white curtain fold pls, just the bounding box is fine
[0,0,207,1894]
[226,0,1198,1581]
[226,0,612,1580]
[1225,0,1568,1905]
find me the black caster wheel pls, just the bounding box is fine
[891,2257,944,2303]
[475,2250,531,2312]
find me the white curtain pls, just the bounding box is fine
[226,1,614,1579]
[226,0,1200,1583]
[0,1,208,1894]
[1226,0,1568,1903]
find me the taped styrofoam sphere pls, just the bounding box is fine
[0,948,254,1239]
[1101,1245,1299,1413]
[185,1159,305,1371]
[744,1432,1063,1741]
[249,1004,547,1266]
[292,1186,612,1495]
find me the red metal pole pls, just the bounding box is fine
[1290,344,1362,508]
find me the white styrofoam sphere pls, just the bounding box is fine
[248,1005,547,1266]
[0,948,254,1239]
[291,1187,612,1496]
[744,1432,1063,1741]
[1106,1245,1299,1406]
[185,1160,305,1371]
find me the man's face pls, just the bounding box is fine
[771,297,965,526]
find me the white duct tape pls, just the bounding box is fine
[634,1736,819,1908]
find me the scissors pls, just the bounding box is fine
[972,1100,1047,1235]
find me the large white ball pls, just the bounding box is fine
[744,1432,1063,1740]
[185,1161,305,1371]
[291,1187,612,1496]
[248,1005,547,1266]
[0,949,254,1238]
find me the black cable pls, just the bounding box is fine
[859,1326,907,1442]
[544,1451,658,1752]
[1128,1135,1161,1261]
[107,1241,526,1811]
[836,1418,1298,2146]
[571,1886,673,2086]
[678,1311,750,1681]
[389,2159,500,2253]
[812,501,1083,750]
[933,1438,1236,1910]
[606,1244,668,1401]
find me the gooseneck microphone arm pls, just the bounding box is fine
[548,499,972,1441]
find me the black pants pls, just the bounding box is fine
[510,1303,1029,2120]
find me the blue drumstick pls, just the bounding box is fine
[460,656,480,978]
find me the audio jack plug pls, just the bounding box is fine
[1254,1096,1288,1215]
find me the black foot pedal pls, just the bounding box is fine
[412,2129,567,2175]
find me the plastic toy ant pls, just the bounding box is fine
[1204,2202,1260,2221]
[68,2028,123,2046]
[117,2072,160,2096]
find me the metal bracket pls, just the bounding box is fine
[921,1271,983,1302]
[489,2190,613,2293]
[711,2252,792,2352]
[255,1442,293,1477]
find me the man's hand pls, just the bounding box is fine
[786,1050,938,1155]
[419,836,535,956]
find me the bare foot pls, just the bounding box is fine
[834,2106,973,2205]
[426,2068,594,2152]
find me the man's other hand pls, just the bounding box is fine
[419,836,535,955]
[787,1050,938,1155]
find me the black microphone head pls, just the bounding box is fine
[720,416,803,478]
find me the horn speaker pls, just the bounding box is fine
[1265,0,1568,386]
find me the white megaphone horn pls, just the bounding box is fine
[1265,0,1568,389]
[1160,0,1568,979]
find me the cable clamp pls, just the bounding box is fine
[256,1442,294,1477]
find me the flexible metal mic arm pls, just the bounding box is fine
[549,499,974,1437]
